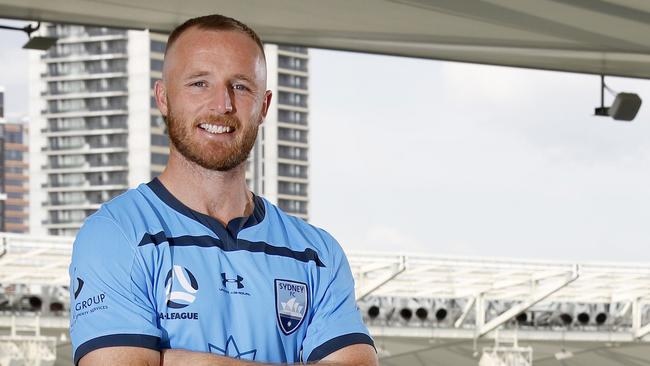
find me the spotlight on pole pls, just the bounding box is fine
[594,75,642,122]
[595,312,607,325]
[0,22,58,50]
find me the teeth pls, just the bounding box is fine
[199,123,233,134]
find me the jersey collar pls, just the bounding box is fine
[147,177,266,245]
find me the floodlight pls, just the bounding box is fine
[0,22,58,51]
[595,312,607,325]
[415,307,428,320]
[435,308,448,321]
[17,295,42,311]
[47,285,70,314]
[594,75,642,122]
[560,313,573,325]
[367,305,380,319]
[577,312,590,325]
[516,312,528,323]
[49,302,65,312]
[0,294,9,310]
[399,307,413,320]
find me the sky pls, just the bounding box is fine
[2,19,650,263]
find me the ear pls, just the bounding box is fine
[154,80,168,116]
[258,90,273,125]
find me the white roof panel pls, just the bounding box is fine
[0,0,649,78]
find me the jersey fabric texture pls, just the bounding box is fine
[68,178,373,365]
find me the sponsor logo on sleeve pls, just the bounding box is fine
[73,277,84,300]
[71,276,108,324]
[275,279,308,335]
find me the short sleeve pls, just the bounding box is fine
[69,215,161,365]
[301,241,374,363]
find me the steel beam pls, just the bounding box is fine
[356,256,406,300]
[477,265,580,338]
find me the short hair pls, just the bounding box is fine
[165,14,265,59]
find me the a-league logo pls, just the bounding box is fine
[165,265,199,309]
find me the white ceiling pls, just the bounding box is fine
[1,0,650,78]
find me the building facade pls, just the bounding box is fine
[29,25,310,236]
[0,88,30,233]
[249,45,310,220]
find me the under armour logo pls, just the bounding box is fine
[221,273,244,289]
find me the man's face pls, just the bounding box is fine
[155,27,271,171]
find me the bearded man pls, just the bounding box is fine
[68,13,377,366]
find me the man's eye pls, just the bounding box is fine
[233,84,249,91]
[191,81,207,87]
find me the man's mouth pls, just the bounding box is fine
[198,123,234,134]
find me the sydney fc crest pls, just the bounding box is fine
[275,279,308,335]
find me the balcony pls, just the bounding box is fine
[45,118,128,132]
[278,56,308,72]
[47,45,128,59]
[278,130,308,144]
[278,96,308,109]
[46,65,127,77]
[278,147,308,161]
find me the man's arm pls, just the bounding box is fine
[79,343,377,366]
[160,344,377,366]
[79,347,160,366]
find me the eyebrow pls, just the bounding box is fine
[185,71,210,79]
[232,74,255,84]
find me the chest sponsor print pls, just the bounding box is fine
[275,279,308,335]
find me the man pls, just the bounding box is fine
[68,14,377,366]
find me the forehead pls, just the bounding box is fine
[165,27,266,79]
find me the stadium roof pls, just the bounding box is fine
[1,0,650,78]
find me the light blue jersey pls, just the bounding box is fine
[69,178,373,364]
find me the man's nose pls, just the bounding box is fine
[208,86,233,114]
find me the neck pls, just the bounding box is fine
[158,150,252,226]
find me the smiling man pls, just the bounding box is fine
[68,14,377,366]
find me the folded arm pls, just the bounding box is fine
[79,344,377,366]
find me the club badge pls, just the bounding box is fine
[275,279,308,335]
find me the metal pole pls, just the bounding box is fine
[601,75,605,108]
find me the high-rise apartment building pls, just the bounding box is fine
[0,88,30,233]
[245,45,310,220]
[30,25,309,236]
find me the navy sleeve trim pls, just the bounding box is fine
[74,334,160,365]
[307,333,375,362]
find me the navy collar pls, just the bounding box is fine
[147,177,265,245]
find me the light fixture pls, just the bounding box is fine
[17,295,43,311]
[594,75,642,121]
[415,306,428,321]
[435,307,448,321]
[0,22,58,50]
[399,307,413,320]
[367,305,380,319]
[577,312,590,325]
